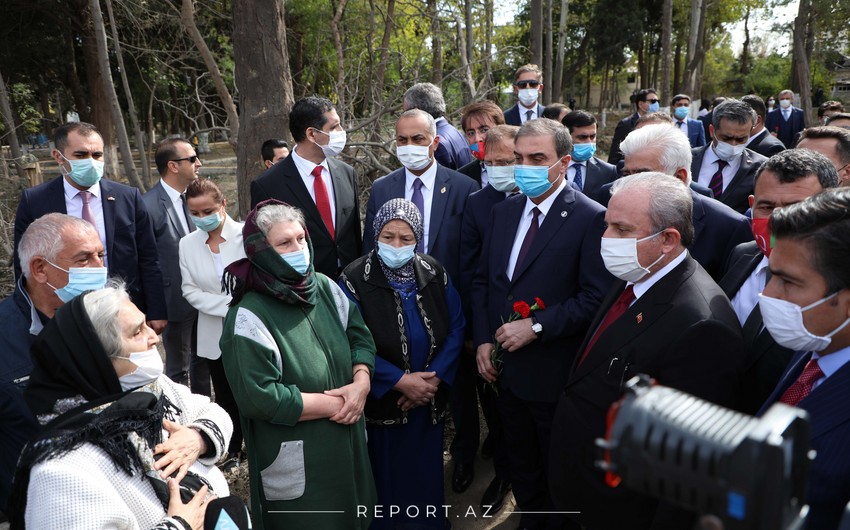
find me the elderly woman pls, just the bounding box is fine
[219,200,377,530]
[339,199,463,529]
[11,284,232,530]
[179,178,245,468]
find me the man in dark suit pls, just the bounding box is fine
[403,83,472,170]
[670,94,706,148]
[742,95,786,158]
[142,137,208,395]
[503,64,546,126]
[473,118,612,529]
[457,100,507,187]
[757,188,850,529]
[561,110,618,205]
[549,173,745,529]
[13,122,167,330]
[607,88,658,164]
[618,123,753,281]
[699,96,726,141]
[691,99,768,214]
[251,96,362,279]
[797,125,850,186]
[764,89,806,148]
[719,149,838,414]
[260,138,289,169]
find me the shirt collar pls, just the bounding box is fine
[814,344,850,380]
[522,178,567,218]
[62,177,101,200]
[18,278,45,335]
[160,179,184,202]
[405,160,438,190]
[631,249,688,300]
[291,144,328,177]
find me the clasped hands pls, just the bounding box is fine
[324,377,369,425]
[394,372,441,412]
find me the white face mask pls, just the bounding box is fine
[312,129,347,158]
[600,231,665,283]
[396,144,433,171]
[759,292,850,352]
[779,99,792,109]
[713,140,748,162]
[486,165,517,192]
[118,347,164,391]
[518,88,539,108]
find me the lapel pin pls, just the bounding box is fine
[440,186,447,194]
[107,196,115,201]
[560,210,567,217]
[636,313,643,324]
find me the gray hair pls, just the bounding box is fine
[403,83,446,119]
[515,118,573,158]
[18,213,100,280]
[397,109,437,138]
[82,280,131,359]
[620,124,693,185]
[712,98,757,129]
[611,172,695,247]
[255,203,306,236]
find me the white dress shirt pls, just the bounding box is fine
[404,161,438,254]
[160,179,191,236]
[291,146,337,227]
[731,254,769,326]
[62,177,107,265]
[567,161,586,186]
[519,105,538,124]
[506,178,566,280]
[697,144,743,193]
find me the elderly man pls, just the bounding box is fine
[797,126,850,186]
[0,213,106,512]
[549,173,745,529]
[403,83,472,170]
[472,118,612,529]
[764,89,806,148]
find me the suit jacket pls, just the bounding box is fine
[457,160,483,187]
[764,106,806,148]
[578,156,619,205]
[363,164,478,282]
[678,117,707,148]
[691,145,767,214]
[699,111,713,141]
[503,103,545,126]
[178,215,245,360]
[550,255,745,529]
[607,112,640,164]
[747,128,786,158]
[760,351,850,529]
[13,176,167,320]
[470,185,613,402]
[718,241,793,414]
[142,181,196,322]
[250,154,361,279]
[435,117,472,170]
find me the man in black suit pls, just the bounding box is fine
[607,88,658,164]
[473,118,612,529]
[260,138,289,169]
[457,100,506,187]
[251,96,362,279]
[403,83,472,171]
[503,64,546,126]
[549,173,745,529]
[619,123,753,281]
[742,95,786,158]
[691,98,768,214]
[698,96,726,141]
[143,138,208,395]
[13,122,167,329]
[561,110,618,205]
[797,126,850,186]
[719,149,838,414]
[764,89,806,148]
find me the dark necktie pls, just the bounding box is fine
[578,285,636,366]
[709,159,728,198]
[572,163,583,191]
[311,165,335,240]
[526,109,534,122]
[515,207,540,274]
[779,357,824,406]
[79,191,96,226]
[411,178,425,252]
[179,193,195,234]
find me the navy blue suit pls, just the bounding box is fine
[675,117,707,148]
[503,103,545,126]
[435,117,472,170]
[577,156,619,206]
[363,163,478,282]
[747,129,786,158]
[760,351,850,529]
[764,106,806,148]
[13,177,167,320]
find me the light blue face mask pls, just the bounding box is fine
[191,212,222,232]
[279,247,310,275]
[377,241,416,269]
[46,261,108,303]
[485,165,517,193]
[673,106,690,120]
[60,153,104,188]
[514,160,561,199]
[571,143,597,162]
[648,101,660,113]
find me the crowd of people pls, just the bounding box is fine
[2,61,850,530]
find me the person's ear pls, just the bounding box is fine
[30,257,50,284]
[748,195,755,209]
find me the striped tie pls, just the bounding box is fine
[709,159,728,198]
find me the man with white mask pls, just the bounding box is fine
[503,64,546,126]
[757,187,850,530]
[691,98,767,214]
[549,172,745,530]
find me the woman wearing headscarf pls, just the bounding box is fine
[219,200,377,530]
[339,198,464,529]
[10,283,232,530]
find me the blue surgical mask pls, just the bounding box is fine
[673,106,690,120]
[46,261,108,302]
[279,247,310,275]
[648,102,660,113]
[377,241,416,269]
[571,143,597,162]
[191,212,222,232]
[60,153,104,188]
[514,160,561,199]
[485,165,517,193]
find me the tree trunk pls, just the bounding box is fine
[660,0,672,104]
[683,0,706,95]
[482,0,494,98]
[553,0,569,102]
[791,0,812,125]
[543,0,553,103]
[232,0,295,218]
[530,0,543,66]
[673,40,682,94]
[464,0,474,80]
[429,0,442,85]
[89,0,145,191]
[64,19,89,123]
[0,69,28,181]
[104,0,152,188]
[455,17,476,104]
[740,4,751,75]
[373,0,396,116]
[330,0,349,118]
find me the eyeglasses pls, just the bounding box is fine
[515,80,541,89]
[171,155,199,164]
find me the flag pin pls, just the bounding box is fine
[636,313,643,324]
[440,186,447,194]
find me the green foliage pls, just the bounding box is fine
[10,82,42,135]
[742,54,791,98]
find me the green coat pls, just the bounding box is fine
[220,274,377,530]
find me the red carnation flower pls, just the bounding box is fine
[534,297,546,310]
[513,301,531,318]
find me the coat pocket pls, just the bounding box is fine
[260,440,306,500]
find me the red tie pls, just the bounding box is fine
[311,165,334,240]
[779,358,824,406]
[578,285,636,366]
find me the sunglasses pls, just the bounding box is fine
[171,155,199,164]
[516,80,541,89]
[646,99,659,104]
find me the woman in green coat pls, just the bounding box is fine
[220,200,377,530]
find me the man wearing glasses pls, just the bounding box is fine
[503,64,546,126]
[607,88,659,165]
